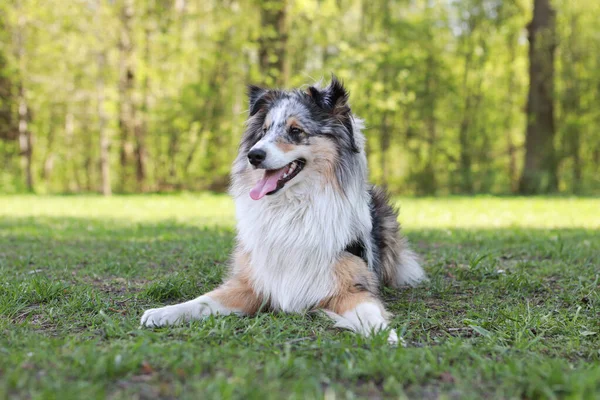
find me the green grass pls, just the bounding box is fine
[1,194,599,399]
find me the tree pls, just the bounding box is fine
[117,0,136,192]
[519,0,558,194]
[0,30,16,142]
[95,0,111,196]
[0,0,598,195]
[258,0,288,86]
[14,2,33,192]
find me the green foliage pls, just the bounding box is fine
[0,0,599,194]
[0,194,599,398]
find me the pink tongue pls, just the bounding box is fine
[250,167,287,200]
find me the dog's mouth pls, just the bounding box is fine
[249,159,306,200]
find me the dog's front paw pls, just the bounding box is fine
[387,329,406,347]
[140,305,187,327]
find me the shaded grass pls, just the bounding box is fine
[0,194,599,399]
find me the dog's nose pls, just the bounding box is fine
[248,149,266,166]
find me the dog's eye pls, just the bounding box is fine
[290,127,303,136]
[263,126,268,133]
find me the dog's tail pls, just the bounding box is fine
[370,187,427,288]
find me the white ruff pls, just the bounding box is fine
[233,178,371,312]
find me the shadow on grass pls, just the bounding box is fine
[1,215,597,303]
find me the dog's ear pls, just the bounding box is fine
[308,75,358,153]
[247,85,269,116]
[307,74,350,113]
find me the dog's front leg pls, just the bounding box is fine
[323,295,399,345]
[320,254,400,345]
[140,274,263,328]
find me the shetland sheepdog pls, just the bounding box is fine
[141,77,426,344]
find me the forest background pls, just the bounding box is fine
[1,0,598,196]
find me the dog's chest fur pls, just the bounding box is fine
[234,185,372,312]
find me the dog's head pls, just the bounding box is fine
[235,76,362,200]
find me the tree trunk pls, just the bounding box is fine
[42,107,57,183]
[458,47,474,194]
[15,10,33,192]
[64,108,80,192]
[134,19,150,192]
[561,15,582,194]
[504,34,518,193]
[0,36,16,141]
[518,0,558,194]
[17,84,33,192]
[97,50,111,195]
[164,1,186,189]
[118,0,135,192]
[422,50,437,195]
[259,0,288,86]
[95,0,111,196]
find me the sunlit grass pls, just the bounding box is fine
[0,194,599,399]
[2,194,598,229]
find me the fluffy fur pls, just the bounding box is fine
[141,76,426,344]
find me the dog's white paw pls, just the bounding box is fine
[388,329,399,345]
[140,296,232,328]
[387,329,406,347]
[140,305,189,327]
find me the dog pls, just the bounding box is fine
[141,77,426,344]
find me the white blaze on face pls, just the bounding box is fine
[248,101,292,167]
[247,100,307,200]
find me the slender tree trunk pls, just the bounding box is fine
[118,0,135,192]
[95,0,111,195]
[505,36,518,193]
[64,108,79,192]
[15,11,33,192]
[0,30,15,141]
[571,128,581,192]
[562,15,582,193]
[83,99,94,192]
[97,51,111,195]
[168,129,178,184]
[42,108,57,183]
[165,0,186,188]
[134,19,150,192]
[519,0,558,194]
[183,64,221,174]
[259,0,288,86]
[17,84,33,191]
[470,39,490,192]
[458,47,474,194]
[422,51,437,195]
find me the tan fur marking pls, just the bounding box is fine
[286,117,302,130]
[319,253,382,315]
[275,140,295,153]
[310,137,341,192]
[209,249,264,315]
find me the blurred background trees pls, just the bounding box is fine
[0,0,598,195]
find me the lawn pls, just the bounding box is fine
[1,194,599,399]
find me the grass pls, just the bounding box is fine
[0,194,599,399]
